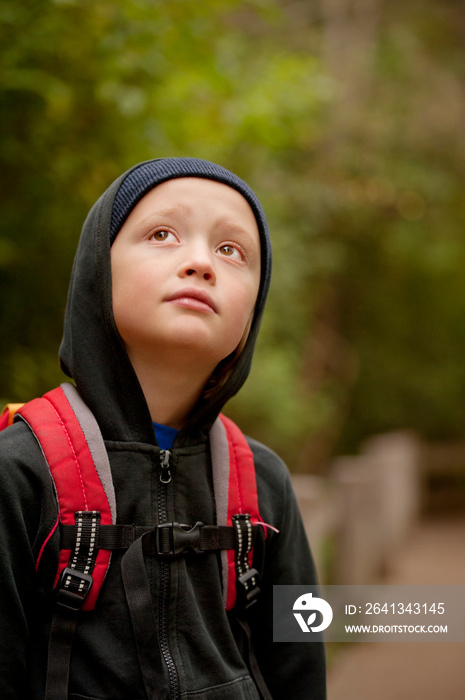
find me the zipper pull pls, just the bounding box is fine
[159,449,172,484]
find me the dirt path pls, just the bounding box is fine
[327,516,465,700]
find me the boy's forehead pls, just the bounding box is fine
[139,177,252,207]
[125,177,259,226]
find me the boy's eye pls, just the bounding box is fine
[150,229,176,242]
[217,244,243,261]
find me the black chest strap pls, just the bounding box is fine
[61,521,255,557]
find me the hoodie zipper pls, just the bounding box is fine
[158,449,180,700]
[159,449,172,484]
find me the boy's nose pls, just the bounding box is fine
[184,267,214,281]
[178,244,216,283]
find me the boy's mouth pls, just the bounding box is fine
[165,288,217,314]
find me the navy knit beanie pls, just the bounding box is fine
[110,157,272,298]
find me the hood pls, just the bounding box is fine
[59,157,272,447]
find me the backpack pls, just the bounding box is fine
[0,383,273,700]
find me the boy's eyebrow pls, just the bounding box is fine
[213,217,258,242]
[138,204,191,225]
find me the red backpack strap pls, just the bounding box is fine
[17,383,116,611]
[210,413,262,610]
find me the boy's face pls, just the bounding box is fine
[111,178,261,373]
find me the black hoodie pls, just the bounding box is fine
[0,158,326,699]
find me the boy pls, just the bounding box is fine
[0,158,326,699]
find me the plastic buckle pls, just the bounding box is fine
[237,568,261,609]
[156,522,204,558]
[55,567,93,611]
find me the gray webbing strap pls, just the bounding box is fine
[61,382,117,522]
[209,416,230,608]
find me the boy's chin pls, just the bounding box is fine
[162,325,239,364]
[144,334,230,369]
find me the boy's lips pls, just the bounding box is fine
[165,288,218,314]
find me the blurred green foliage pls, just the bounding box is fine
[2,0,465,470]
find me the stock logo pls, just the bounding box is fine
[293,592,333,633]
